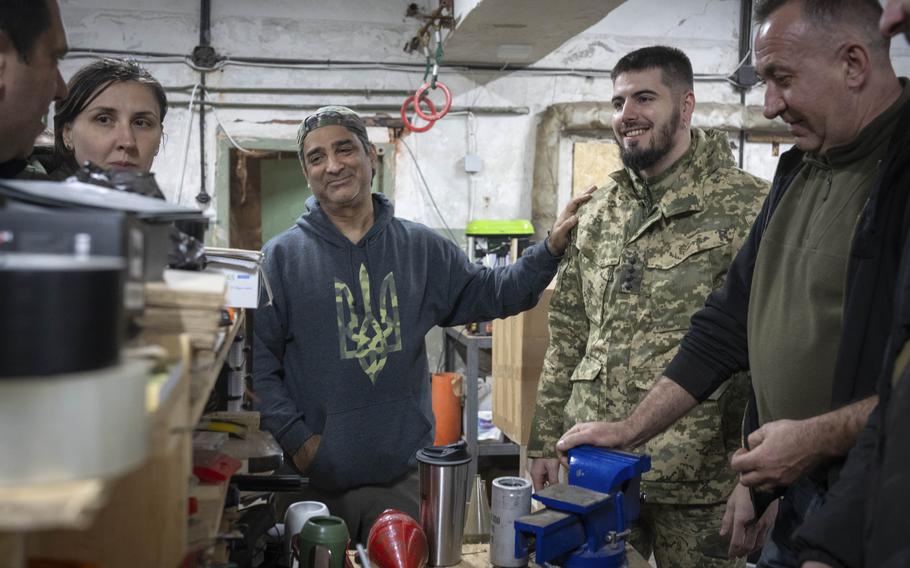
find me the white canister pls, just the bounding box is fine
[490,477,532,567]
[284,500,329,567]
[0,358,150,485]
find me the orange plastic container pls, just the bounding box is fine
[431,372,462,445]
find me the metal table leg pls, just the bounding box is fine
[465,335,479,486]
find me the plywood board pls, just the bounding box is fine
[492,287,554,446]
[573,141,622,197]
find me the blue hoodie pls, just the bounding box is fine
[253,193,559,491]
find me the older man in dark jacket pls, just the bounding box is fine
[795,1,910,567]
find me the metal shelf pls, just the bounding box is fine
[478,441,521,457]
[443,326,519,483]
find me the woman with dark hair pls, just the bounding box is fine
[53,58,167,175]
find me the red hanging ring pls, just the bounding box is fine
[400,95,438,133]
[413,81,452,122]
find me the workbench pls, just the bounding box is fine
[0,311,245,568]
[454,542,651,568]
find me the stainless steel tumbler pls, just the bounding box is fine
[416,441,472,566]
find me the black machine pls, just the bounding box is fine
[0,169,208,376]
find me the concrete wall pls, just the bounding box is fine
[58,0,910,244]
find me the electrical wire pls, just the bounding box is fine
[732,48,753,75]
[64,53,190,65]
[175,82,200,205]
[723,48,755,88]
[220,59,431,73]
[399,137,458,244]
[210,109,256,155]
[184,57,227,73]
[65,48,756,84]
[222,58,618,79]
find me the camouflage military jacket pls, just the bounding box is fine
[527,129,769,504]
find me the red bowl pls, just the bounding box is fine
[367,509,428,568]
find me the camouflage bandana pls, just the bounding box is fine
[297,105,371,155]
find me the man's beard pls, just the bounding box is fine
[619,106,680,173]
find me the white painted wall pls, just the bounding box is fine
[57,0,910,243]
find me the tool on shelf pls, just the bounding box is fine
[513,446,651,568]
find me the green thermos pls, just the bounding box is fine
[296,515,350,568]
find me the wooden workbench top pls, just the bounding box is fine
[454,542,651,568]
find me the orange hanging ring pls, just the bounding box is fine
[400,94,438,133]
[413,81,452,122]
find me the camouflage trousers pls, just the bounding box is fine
[629,500,745,568]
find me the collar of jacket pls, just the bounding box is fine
[611,128,732,221]
[804,77,910,170]
[764,78,910,234]
[298,192,394,248]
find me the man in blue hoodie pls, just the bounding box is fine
[254,105,591,542]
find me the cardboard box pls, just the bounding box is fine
[492,284,554,446]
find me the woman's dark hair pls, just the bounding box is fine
[53,58,168,173]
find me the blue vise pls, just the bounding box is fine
[513,446,651,567]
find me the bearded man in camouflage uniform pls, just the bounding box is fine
[527,46,769,568]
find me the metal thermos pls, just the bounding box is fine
[416,441,472,566]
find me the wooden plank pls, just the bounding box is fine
[14,311,244,566]
[0,350,190,535]
[0,481,107,533]
[573,140,622,196]
[25,352,192,567]
[204,411,260,431]
[453,542,651,568]
[25,438,190,567]
[745,132,795,144]
[0,534,24,568]
[229,151,265,251]
[492,286,553,446]
[186,480,230,551]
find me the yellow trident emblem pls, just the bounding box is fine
[334,264,402,383]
